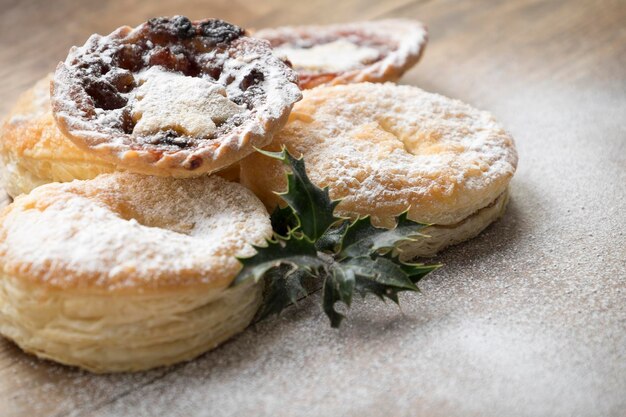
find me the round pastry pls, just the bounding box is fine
[0,75,117,198]
[0,173,272,372]
[240,83,518,258]
[51,16,301,178]
[255,19,427,89]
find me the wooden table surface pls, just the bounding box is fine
[1,0,625,416]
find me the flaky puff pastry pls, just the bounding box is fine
[0,75,116,197]
[240,83,518,257]
[0,173,272,372]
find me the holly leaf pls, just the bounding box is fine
[342,256,418,293]
[349,257,418,305]
[320,256,423,326]
[256,265,312,320]
[323,264,355,328]
[270,205,299,237]
[398,260,442,284]
[378,251,443,284]
[315,220,349,254]
[339,211,429,260]
[258,147,343,240]
[233,233,322,286]
[234,147,442,328]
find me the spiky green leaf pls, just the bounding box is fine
[256,265,312,320]
[339,212,429,259]
[270,205,299,237]
[323,265,355,327]
[315,221,349,254]
[328,256,418,307]
[378,252,443,284]
[398,261,442,284]
[258,147,343,240]
[234,147,442,328]
[233,233,322,286]
[342,256,419,293]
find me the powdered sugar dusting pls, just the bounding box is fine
[132,67,245,138]
[50,17,302,175]
[275,40,380,72]
[0,173,272,290]
[243,83,517,226]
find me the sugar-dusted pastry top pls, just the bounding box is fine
[131,67,246,139]
[51,16,301,177]
[255,19,428,89]
[240,83,518,227]
[0,173,272,292]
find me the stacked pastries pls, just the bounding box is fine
[0,16,516,372]
[0,17,298,373]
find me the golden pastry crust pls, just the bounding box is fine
[216,161,241,182]
[0,173,272,372]
[0,75,116,197]
[255,19,427,89]
[0,273,262,373]
[397,190,509,259]
[51,17,301,178]
[240,83,517,253]
[0,173,271,291]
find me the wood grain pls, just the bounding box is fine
[0,0,625,416]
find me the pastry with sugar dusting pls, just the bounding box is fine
[0,173,272,372]
[240,83,518,258]
[255,19,428,89]
[50,16,302,177]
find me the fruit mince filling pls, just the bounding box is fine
[59,16,270,151]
